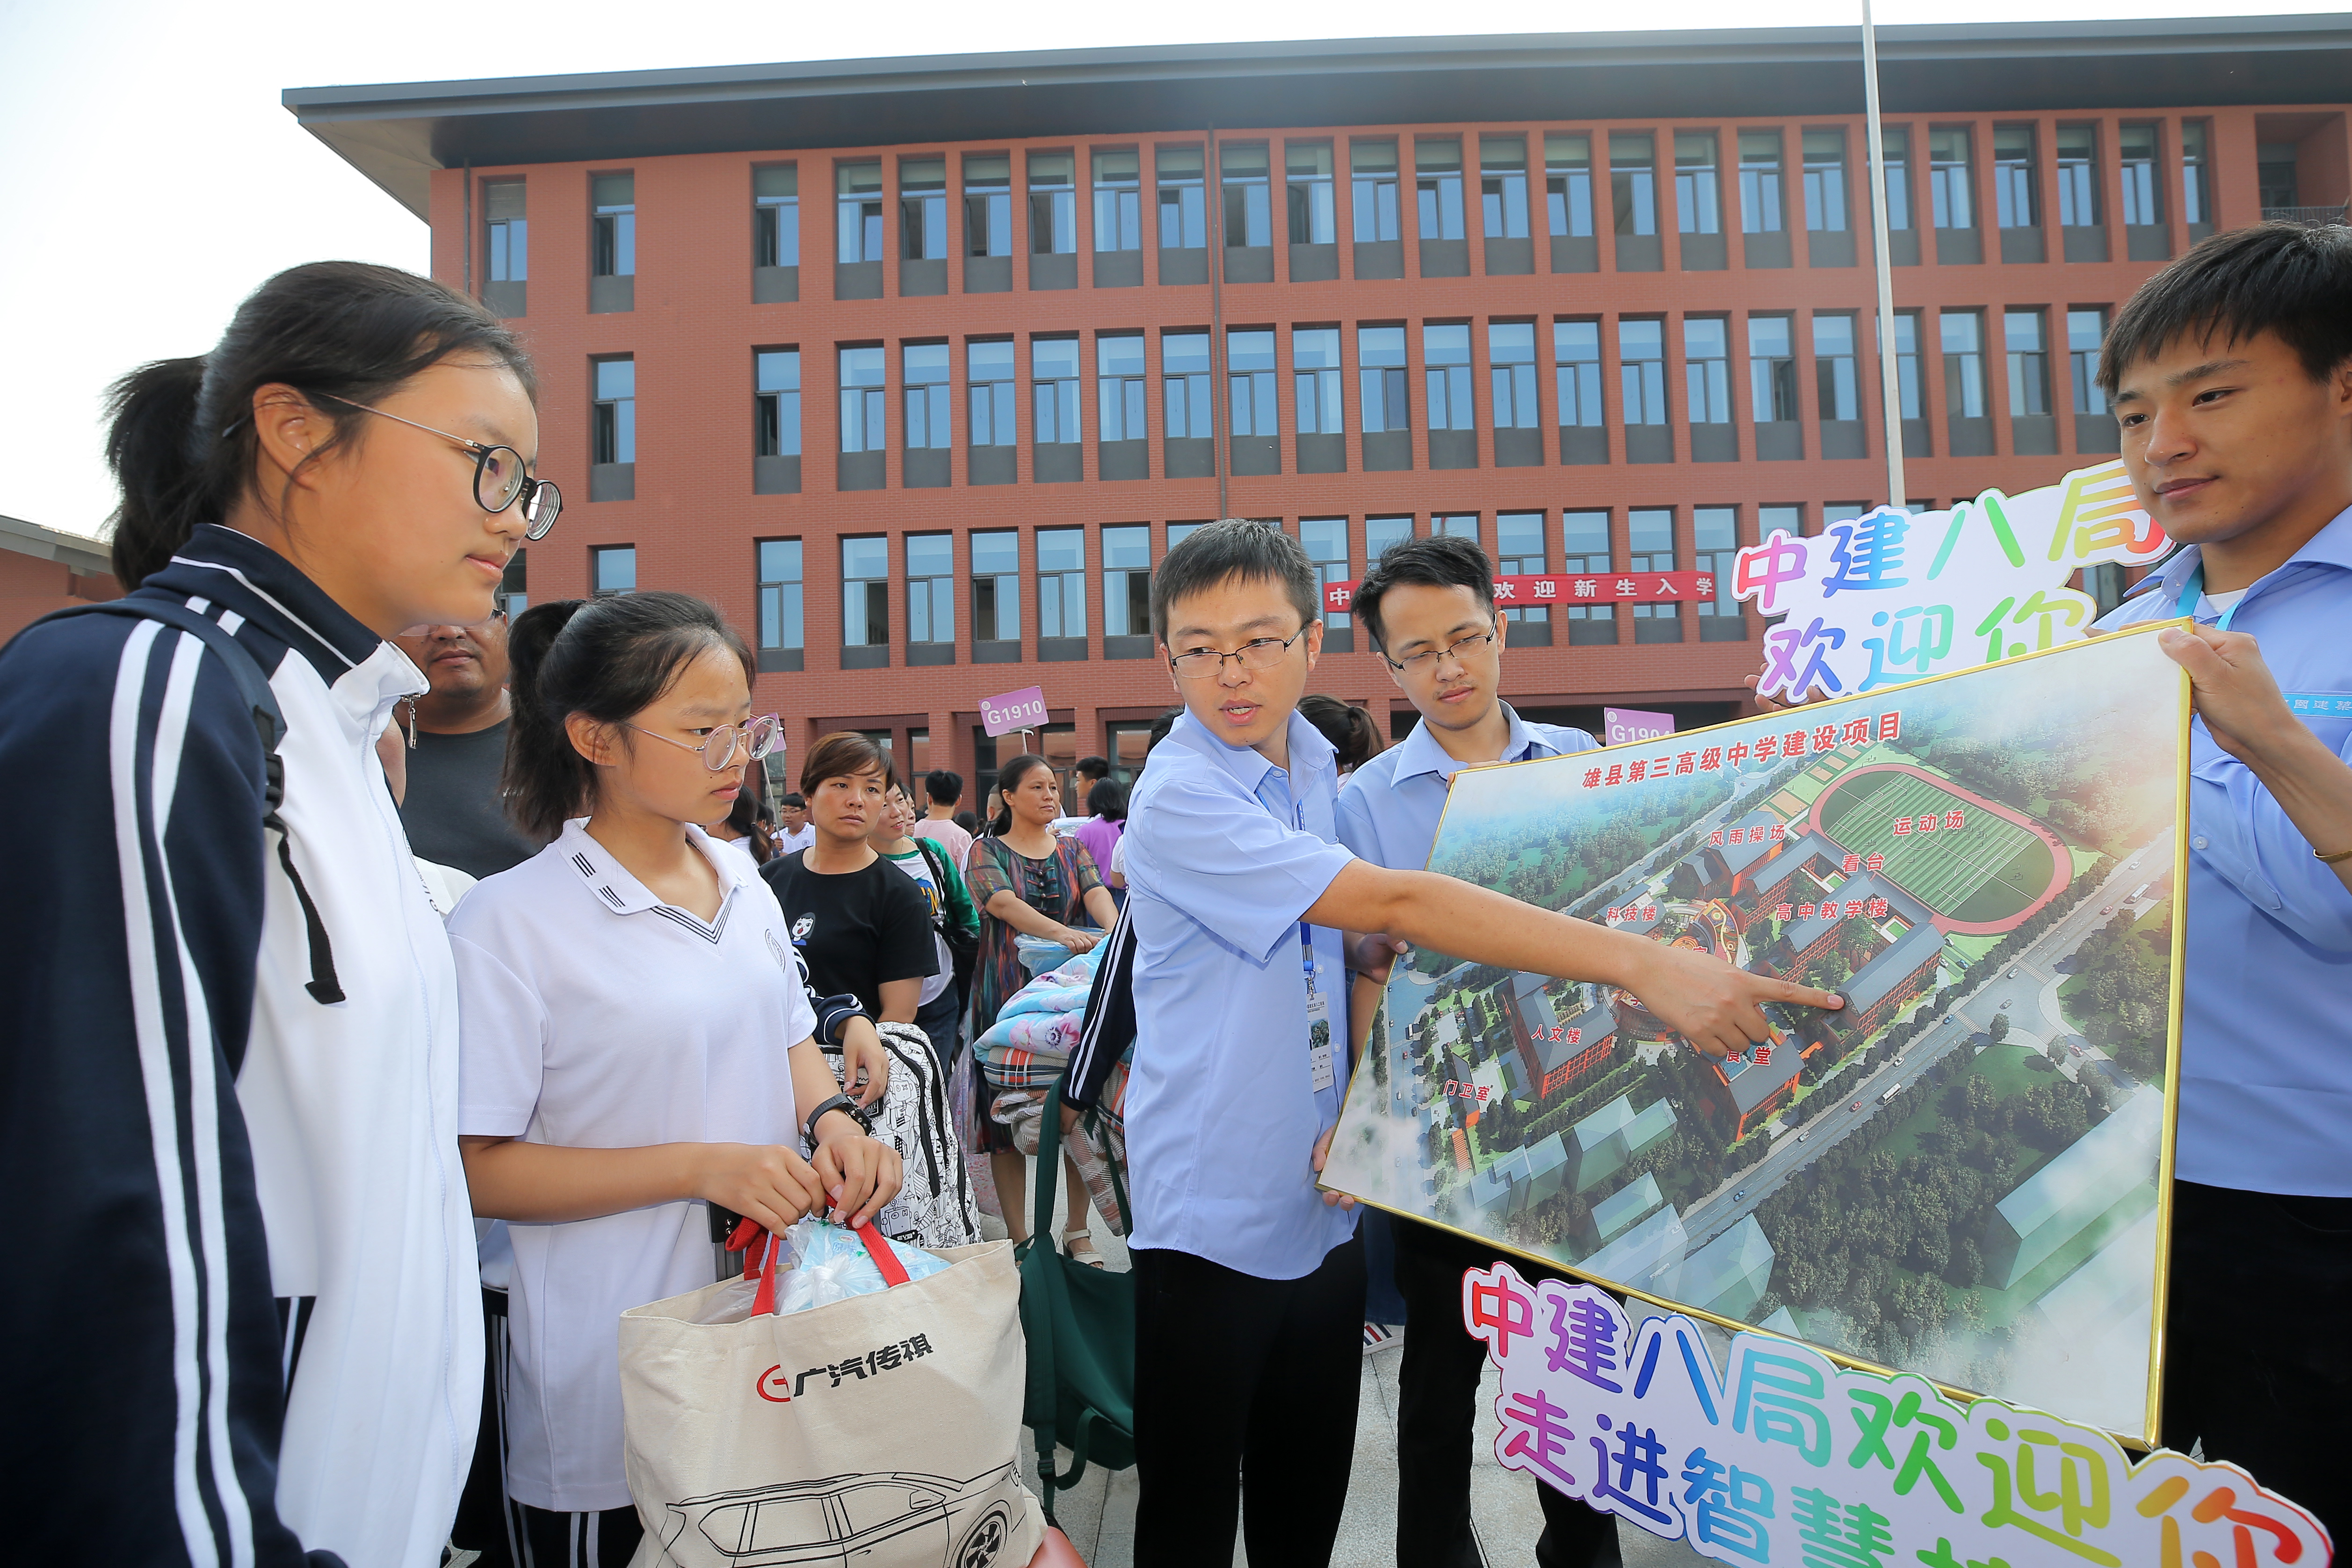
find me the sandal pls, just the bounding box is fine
[1062,1228,1106,1268]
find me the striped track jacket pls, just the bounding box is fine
[0,525,482,1568]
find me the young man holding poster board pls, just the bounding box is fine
[1119,521,1840,1567]
[2088,221,2352,1536]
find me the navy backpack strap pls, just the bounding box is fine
[27,600,345,1004]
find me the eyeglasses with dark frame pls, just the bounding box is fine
[1381,629,1498,675]
[316,393,564,540]
[1167,624,1312,681]
[628,714,785,772]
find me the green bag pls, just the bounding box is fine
[1016,1081,1137,1524]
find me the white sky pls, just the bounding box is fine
[1,0,2339,539]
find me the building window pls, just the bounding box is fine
[1220,144,1272,249]
[1099,333,1148,441]
[969,340,1016,447]
[1165,521,1208,550]
[1684,318,1732,425]
[1294,327,1343,434]
[1228,329,1277,437]
[972,530,1020,643]
[593,359,636,464]
[1497,511,1544,621]
[2056,126,2099,227]
[591,545,635,596]
[757,540,803,653]
[1739,131,1784,232]
[592,174,636,277]
[1163,330,1213,439]
[842,537,888,648]
[1287,144,1336,244]
[1556,320,1603,427]
[1300,517,1350,629]
[839,347,885,453]
[2069,308,2109,414]
[2119,125,2162,226]
[1610,133,1657,236]
[1894,311,1924,419]
[1942,311,1987,418]
[1628,508,1678,622]
[908,533,954,647]
[1032,338,1081,445]
[1028,152,1077,255]
[838,162,884,262]
[1352,140,1401,242]
[1878,127,1913,231]
[1424,324,1473,432]
[1802,131,1848,231]
[485,179,527,282]
[1546,134,1595,238]
[1675,134,1721,235]
[2181,121,2212,227]
[1157,146,1207,249]
[1561,510,1612,631]
[901,157,948,260]
[1814,315,1859,421]
[1929,129,1974,229]
[753,165,798,267]
[1993,126,2037,229]
[1360,325,1410,433]
[1366,514,1414,565]
[1434,513,1478,542]
[1103,525,1151,640]
[1620,319,1667,425]
[1759,503,1803,542]
[965,155,1013,257]
[1416,137,1465,240]
[1038,527,1086,641]
[1695,507,1742,621]
[755,350,800,456]
[1748,317,1798,422]
[905,342,950,450]
[2006,310,2050,416]
[1480,135,1529,239]
[1093,149,1143,252]
[1490,322,1538,429]
[497,549,527,619]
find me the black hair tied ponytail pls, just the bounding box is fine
[102,260,535,589]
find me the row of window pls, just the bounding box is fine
[476,116,2216,309]
[578,305,2121,489]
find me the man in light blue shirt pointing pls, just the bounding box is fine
[1122,521,1842,1568]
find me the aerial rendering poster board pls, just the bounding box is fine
[1320,625,2190,1445]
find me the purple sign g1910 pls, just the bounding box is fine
[1603,707,1675,745]
[980,685,1049,737]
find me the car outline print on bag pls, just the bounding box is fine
[659,1463,1022,1568]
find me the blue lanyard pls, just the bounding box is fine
[1257,772,1320,998]
[2171,563,2246,631]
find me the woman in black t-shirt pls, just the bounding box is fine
[758,732,937,1023]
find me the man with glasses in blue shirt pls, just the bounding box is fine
[1122,520,1841,1568]
[2088,221,2352,1537]
[1336,533,1618,1567]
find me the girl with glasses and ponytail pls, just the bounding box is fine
[449,591,902,1564]
[0,261,548,1568]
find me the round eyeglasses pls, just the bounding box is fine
[316,394,564,540]
[1167,624,1311,681]
[630,714,784,772]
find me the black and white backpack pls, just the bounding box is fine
[814,1021,981,1250]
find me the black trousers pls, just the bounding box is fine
[1132,1235,1365,1568]
[1392,1219,1622,1568]
[514,1503,643,1568]
[451,1287,525,1568]
[2162,1179,2352,1542]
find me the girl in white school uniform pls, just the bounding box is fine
[449,591,905,1564]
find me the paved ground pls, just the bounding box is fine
[997,1159,1716,1567]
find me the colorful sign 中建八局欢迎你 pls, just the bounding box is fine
[1730,461,2171,701]
[979,685,1048,738]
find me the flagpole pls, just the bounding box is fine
[1861,0,1907,509]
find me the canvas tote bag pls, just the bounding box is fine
[618,1224,1045,1568]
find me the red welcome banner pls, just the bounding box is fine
[1323,571,1715,614]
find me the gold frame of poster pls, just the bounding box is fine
[1319,622,2192,1446]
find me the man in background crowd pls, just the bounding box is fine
[391,614,538,879]
[774,792,817,855]
[916,767,975,869]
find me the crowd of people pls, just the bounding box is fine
[2,219,2348,1568]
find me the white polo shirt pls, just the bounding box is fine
[451,819,819,1512]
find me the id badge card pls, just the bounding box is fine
[1306,983,1336,1092]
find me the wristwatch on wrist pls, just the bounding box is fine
[804,1093,871,1145]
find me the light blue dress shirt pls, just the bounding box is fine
[1122,710,1361,1279]
[1337,704,1600,873]
[2097,504,2352,1196]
